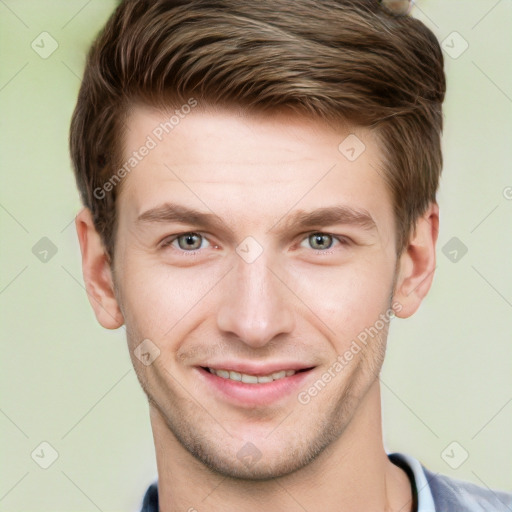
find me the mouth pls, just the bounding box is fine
[200,366,313,384]
[196,365,316,407]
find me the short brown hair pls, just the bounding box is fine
[70,0,445,262]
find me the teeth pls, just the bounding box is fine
[208,367,297,383]
[241,373,258,384]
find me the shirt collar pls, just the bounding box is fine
[388,452,437,512]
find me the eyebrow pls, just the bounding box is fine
[271,206,377,234]
[136,202,377,235]
[137,203,226,231]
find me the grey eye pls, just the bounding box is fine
[308,233,333,250]
[177,233,203,250]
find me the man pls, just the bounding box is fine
[69,0,512,510]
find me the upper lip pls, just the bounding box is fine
[199,362,315,376]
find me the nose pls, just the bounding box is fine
[216,252,295,348]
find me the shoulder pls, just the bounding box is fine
[424,466,512,511]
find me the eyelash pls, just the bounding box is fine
[300,233,352,252]
[159,232,211,253]
[159,232,352,254]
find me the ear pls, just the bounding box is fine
[75,207,124,329]
[392,202,439,318]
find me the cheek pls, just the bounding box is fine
[118,260,225,341]
[292,257,394,343]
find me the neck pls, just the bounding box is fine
[149,381,413,512]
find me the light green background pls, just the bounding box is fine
[1,1,511,511]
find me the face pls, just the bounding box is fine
[108,105,402,479]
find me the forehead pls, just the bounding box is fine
[117,104,394,238]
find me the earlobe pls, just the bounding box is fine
[392,203,439,319]
[75,208,124,329]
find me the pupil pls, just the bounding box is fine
[179,233,201,250]
[312,233,330,249]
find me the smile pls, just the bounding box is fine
[197,366,315,407]
[205,367,297,383]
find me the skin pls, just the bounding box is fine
[76,105,438,512]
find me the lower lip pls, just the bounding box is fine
[195,367,315,407]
